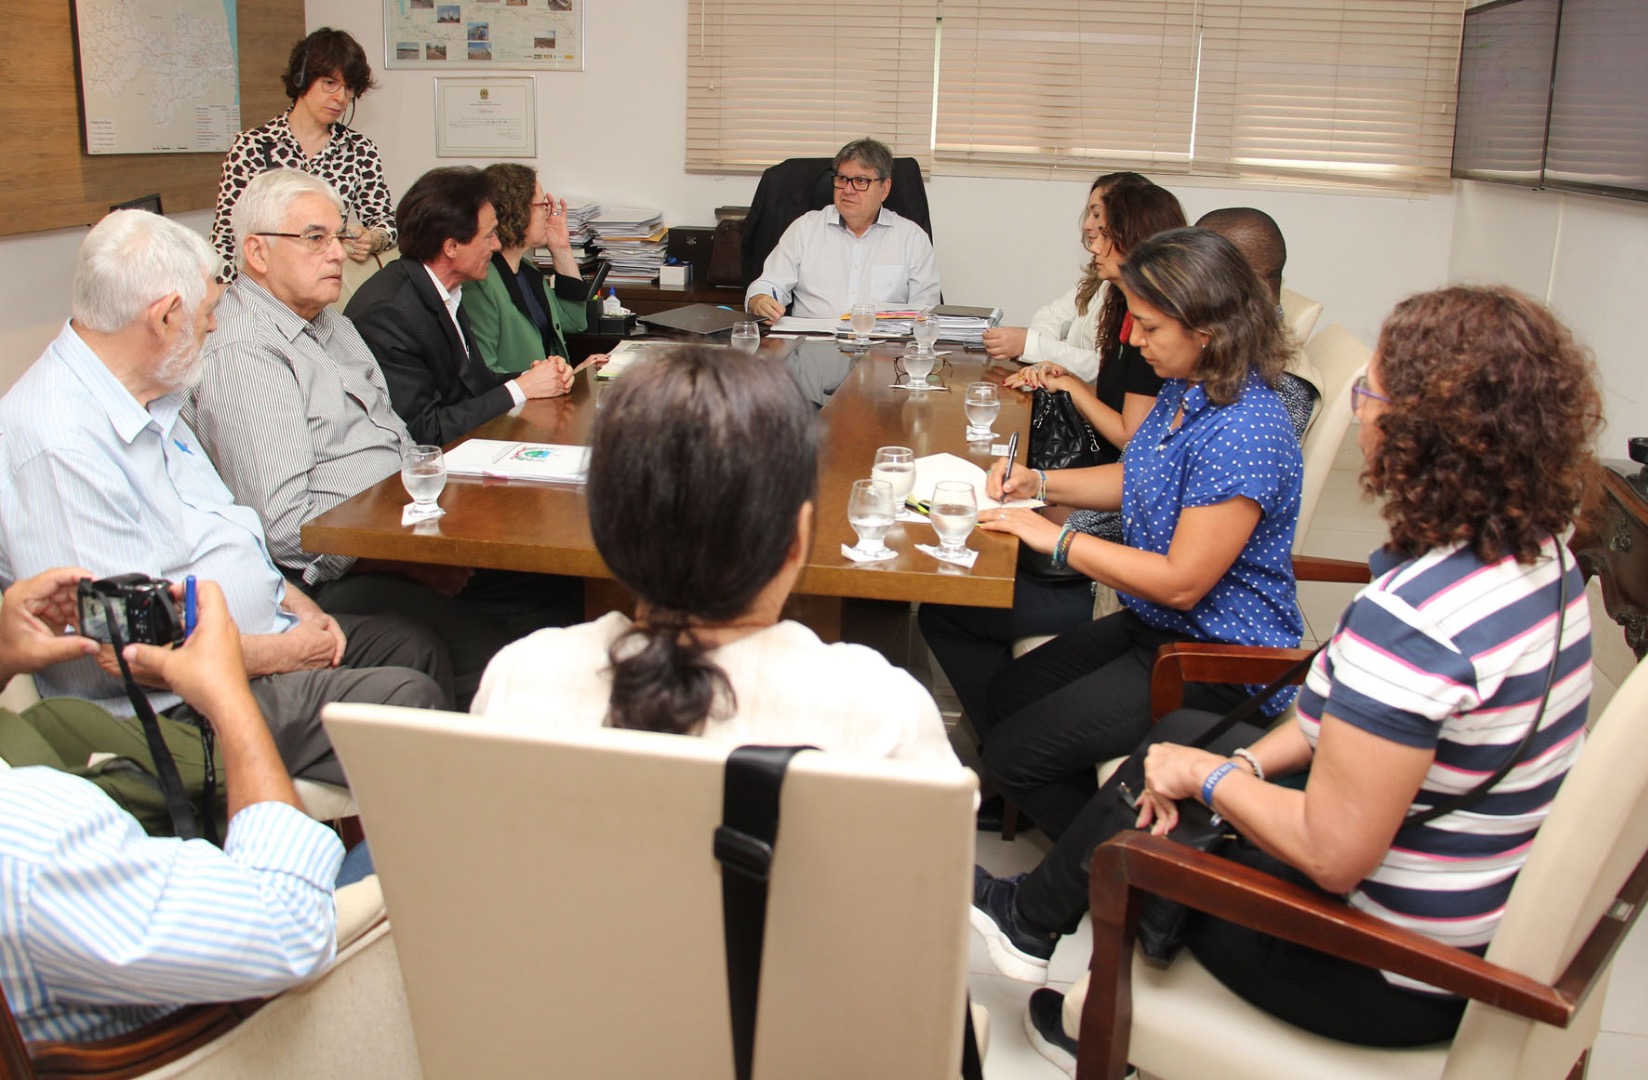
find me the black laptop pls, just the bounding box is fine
[636,303,749,335]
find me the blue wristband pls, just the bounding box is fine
[1201,762,1240,808]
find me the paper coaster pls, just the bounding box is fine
[402,502,446,526]
[840,543,897,563]
[916,542,978,568]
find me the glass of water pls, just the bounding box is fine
[964,382,1001,440]
[900,343,935,389]
[847,478,896,554]
[929,481,978,559]
[871,446,916,511]
[730,321,761,354]
[401,444,447,507]
[912,311,940,354]
[850,302,877,348]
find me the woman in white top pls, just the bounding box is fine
[472,347,959,769]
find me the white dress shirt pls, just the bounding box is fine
[745,207,941,319]
[423,264,525,406]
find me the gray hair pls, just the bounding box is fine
[71,211,217,333]
[232,169,346,271]
[834,138,894,181]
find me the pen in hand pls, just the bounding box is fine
[1003,430,1019,493]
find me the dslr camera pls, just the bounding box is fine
[77,574,184,648]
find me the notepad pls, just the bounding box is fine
[912,452,1044,511]
[443,440,591,483]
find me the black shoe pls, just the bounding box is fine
[969,866,1056,983]
[1024,988,1077,1077]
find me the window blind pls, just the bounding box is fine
[686,0,939,175]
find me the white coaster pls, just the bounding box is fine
[402,502,446,526]
[840,543,897,563]
[916,543,978,568]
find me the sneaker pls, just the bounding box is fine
[1023,988,1077,1077]
[969,867,1057,984]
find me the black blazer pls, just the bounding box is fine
[344,257,516,446]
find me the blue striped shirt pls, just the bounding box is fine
[0,323,297,714]
[0,767,342,1043]
[1295,538,1591,988]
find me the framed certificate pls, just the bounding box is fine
[434,76,537,158]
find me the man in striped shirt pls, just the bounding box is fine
[0,571,343,1045]
[187,169,581,704]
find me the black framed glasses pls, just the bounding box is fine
[255,229,359,254]
[1351,374,1390,413]
[832,173,883,192]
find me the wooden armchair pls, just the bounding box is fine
[1066,649,1648,1080]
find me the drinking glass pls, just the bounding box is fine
[850,302,878,348]
[912,311,941,354]
[847,478,896,554]
[929,481,978,559]
[900,343,935,389]
[401,444,447,507]
[964,382,1001,440]
[730,321,761,355]
[871,446,916,511]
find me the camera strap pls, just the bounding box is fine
[100,596,216,844]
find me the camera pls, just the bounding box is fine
[77,574,184,648]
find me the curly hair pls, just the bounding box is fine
[1093,183,1186,362]
[1364,286,1602,565]
[282,28,375,102]
[1118,227,1290,406]
[483,162,537,250]
[1073,172,1152,316]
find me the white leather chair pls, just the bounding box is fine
[1065,651,1648,1080]
[322,702,981,1080]
[1280,287,1324,345]
[5,877,421,1079]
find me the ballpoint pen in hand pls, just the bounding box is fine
[1004,430,1019,491]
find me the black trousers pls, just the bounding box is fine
[308,568,583,708]
[981,610,1247,837]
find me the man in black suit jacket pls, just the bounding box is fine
[345,166,572,445]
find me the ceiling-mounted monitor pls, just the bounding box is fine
[1451,0,1561,187]
[1543,0,1648,202]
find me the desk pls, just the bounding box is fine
[301,339,1029,613]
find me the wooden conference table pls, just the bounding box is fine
[301,338,1032,631]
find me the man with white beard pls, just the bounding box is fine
[0,210,451,785]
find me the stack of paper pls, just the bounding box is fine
[563,201,602,248]
[590,208,668,284]
[932,304,1003,346]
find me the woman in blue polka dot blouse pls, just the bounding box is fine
[972,227,1304,842]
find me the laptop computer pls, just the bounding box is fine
[636,303,749,335]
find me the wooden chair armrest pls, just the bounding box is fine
[1150,643,1317,720]
[1079,831,1648,1080]
[23,998,265,1080]
[1293,553,1372,583]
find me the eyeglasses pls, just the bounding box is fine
[832,173,883,192]
[255,229,359,254]
[1351,375,1390,413]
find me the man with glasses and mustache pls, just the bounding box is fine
[188,170,582,706]
[745,138,940,321]
[0,210,452,788]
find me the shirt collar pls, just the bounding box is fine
[824,205,891,232]
[54,322,179,445]
[231,276,331,346]
[423,262,463,314]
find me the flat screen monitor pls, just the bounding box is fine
[1451,0,1560,187]
[1543,0,1648,201]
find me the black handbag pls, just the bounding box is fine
[1028,388,1104,471]
[1119,544,1571,966]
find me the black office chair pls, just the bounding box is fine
[739,156,934,288]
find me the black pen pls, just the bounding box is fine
[1004,430,1019,490]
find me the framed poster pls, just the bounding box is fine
[385,0,581,71]
[434,77,537,158]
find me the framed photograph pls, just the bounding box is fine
[385,0,581,71]
[434,76,536,158]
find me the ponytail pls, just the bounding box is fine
[604,612,735,736]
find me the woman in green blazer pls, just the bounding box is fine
[465,163,591,374]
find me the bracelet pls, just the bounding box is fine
[1049,523,1077,570]
[1035,468,1048,503]
[1231,747,1264,781]
[1201,762,1240,808]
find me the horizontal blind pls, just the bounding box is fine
[1195,1,1464,191]
[934,0,1201,177]
[686,0,939,175]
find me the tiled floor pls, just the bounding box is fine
[943,425,1648,1078]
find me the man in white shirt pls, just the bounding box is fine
[745,139,941,321]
